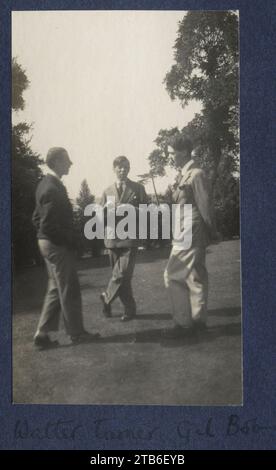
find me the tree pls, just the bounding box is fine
[137,167,161,205]
[12,58,30,111]
[12,59,43,266]
[146,12,240,238]
[147,123,240,238]
[74,180,103,257]
[148,128,179,176]
[76,179,95,210]
[164,11,239,178]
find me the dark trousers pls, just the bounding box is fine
[105,247,137,314]
[36,239,84,336]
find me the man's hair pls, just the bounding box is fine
[171,136,193,154]
[46,147,67,169]
[113,155,130,169]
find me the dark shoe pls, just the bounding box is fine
[162,325,195,340]
[71,330,100,344]
[100,293,112,317]
[34,335,59,350]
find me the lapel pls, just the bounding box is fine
[113,183,125,203]
[172,160,196,203]
[113,182,132,203]
[121,179,133,203]
[112,180,136,204]
[173,187,182,204]
[113,183,121,202]
[171,172,182,203]
[178,160,195,188]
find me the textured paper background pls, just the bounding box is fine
[0,0,275,450]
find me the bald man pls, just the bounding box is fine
[32,147,99,349]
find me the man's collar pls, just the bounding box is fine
[115,178,128,187]
[47,168,61,180]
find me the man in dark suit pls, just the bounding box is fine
[100,156,147,321]
[32,147,99,349]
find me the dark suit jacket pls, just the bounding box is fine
[101,178,147,248]
[32,174,75,248]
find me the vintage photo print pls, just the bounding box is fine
[12,10,241,406]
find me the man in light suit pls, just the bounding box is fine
[32,147,99,349]
[100,156,147,321]
[164,136,217,338]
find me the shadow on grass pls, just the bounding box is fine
[57,321,241,350]
[77,255,110,270]
[77,247,171,272]
[134,307,241,321]
[80,282,107,291]
[161,322,241,349]
[135,313,171,320]
[135,247,171,264]
[208,307,241,317]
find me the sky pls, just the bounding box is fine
[12,10,201,199]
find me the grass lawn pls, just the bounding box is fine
[13,240,242,405]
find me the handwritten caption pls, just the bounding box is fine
[13,415,276,444]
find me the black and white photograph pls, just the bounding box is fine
[12,10,241,406]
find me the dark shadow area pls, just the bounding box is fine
[76,247,171,272]
[134,313,172,320]
[135,247,171,263]
[77,254,110,270]
[13,267,47,314]
[208,322,241,336]
[134,307,241,320]
[80,282,107,291]
[56,322,241,348]
[208,307,241,317]
[111,306,241,322]
[161,322,241,349]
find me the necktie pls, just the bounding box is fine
[117,183,124,197]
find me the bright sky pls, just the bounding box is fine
[12,10,201,199]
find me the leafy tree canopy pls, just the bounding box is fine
[12,59,43,266]
[162,11,239,175]
[76,179,95,211]
[146,12,240,238]
[165,11,238,108]
[12,57,30,111]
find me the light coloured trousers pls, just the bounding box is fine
[36,239,84,336]
[164,246,208,327]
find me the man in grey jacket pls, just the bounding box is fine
[164,136,217,338]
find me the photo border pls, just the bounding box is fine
[1,0,275,450]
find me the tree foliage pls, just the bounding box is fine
[74,180,103,257]
[147,11,240,238]
[165,11,238,104]
[164,11,239,173]
[12,59,43,266]
[12,58,30,111]
[76,179,95,210]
